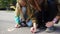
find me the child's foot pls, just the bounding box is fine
[30,27,36,33]
[15,24,21,28]
[21,21,27,27]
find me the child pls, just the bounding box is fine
[14,0,32,28]
[14,0,27,28]
[30,0,60,33]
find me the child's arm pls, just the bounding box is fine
[30,19,37,33]
[15,1,25,21]
[52,16,60,24]
[46,16,60,27]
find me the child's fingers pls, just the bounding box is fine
[30,27,36,33]
[30,27,34,33]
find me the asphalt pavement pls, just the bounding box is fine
[0,11,60,34]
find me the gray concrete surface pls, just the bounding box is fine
[0,11,60,34]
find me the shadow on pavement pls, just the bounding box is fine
[55,26,60,32]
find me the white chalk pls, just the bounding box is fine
[8,27,16,32]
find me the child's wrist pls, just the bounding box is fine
[33,23,37,28]
[52,18,58,23]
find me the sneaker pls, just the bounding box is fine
[21,21,27,27]
[45,26,55,33]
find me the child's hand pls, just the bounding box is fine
[30,27,36,33]
[46,21,54,27]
